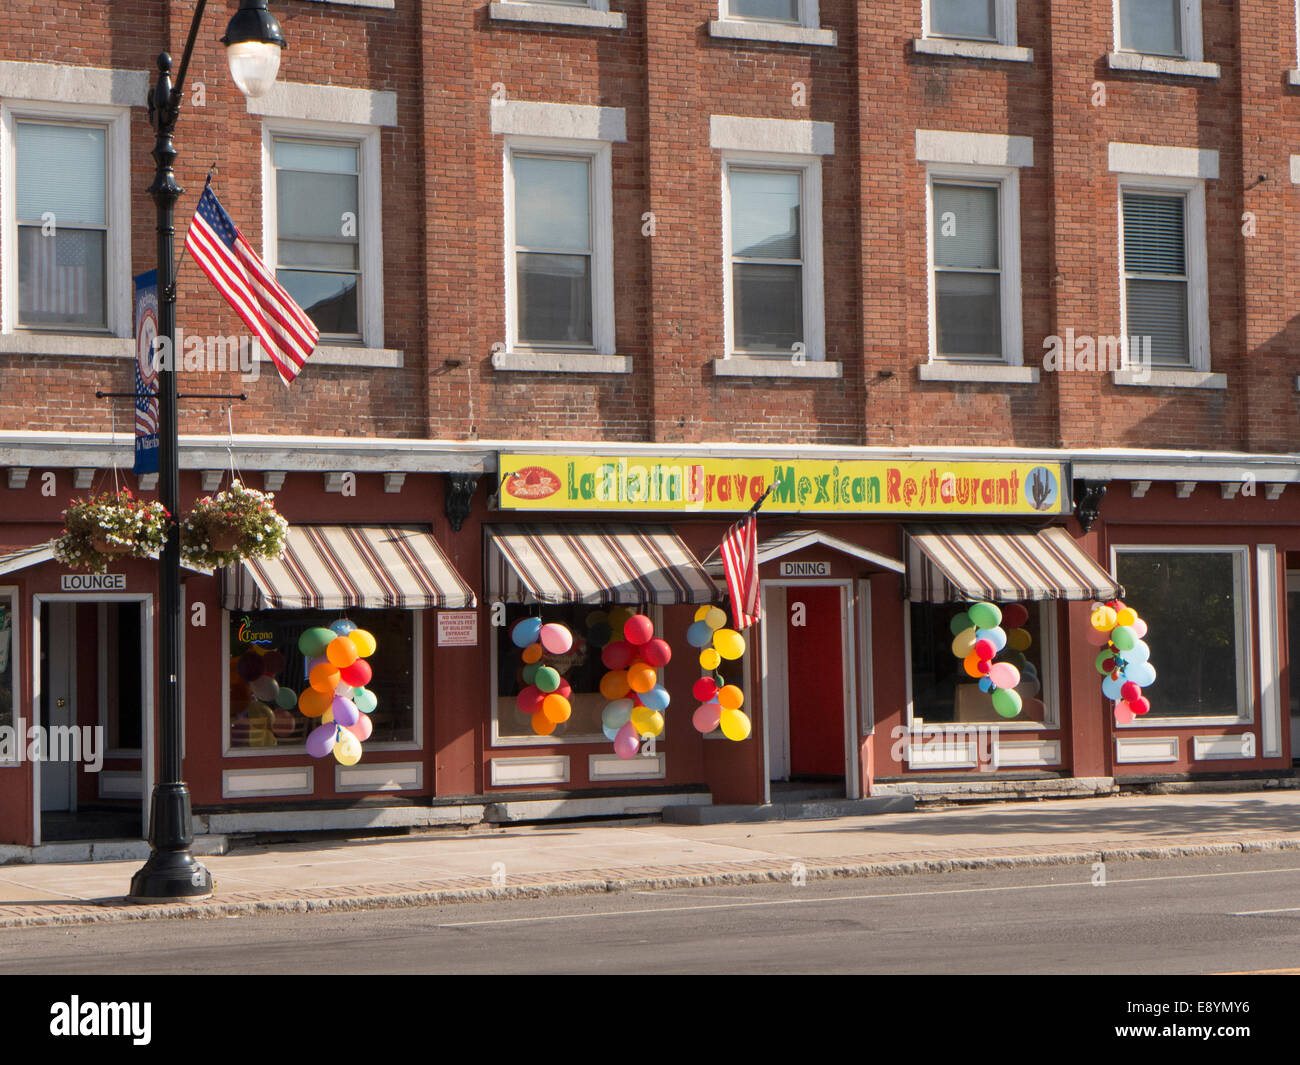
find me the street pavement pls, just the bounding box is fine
[0,789,1297,928]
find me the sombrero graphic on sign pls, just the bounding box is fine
[503,465,561,501]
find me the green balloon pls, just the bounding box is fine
[298,627,335,657]
[992,688,1022,718]
[534,666,560,693]
[1111,626,1136,651]
[1095,650,1115,674]
[521,662,540,685]
[949,612,972,636]
[967,602,1002,629]
[275,688,298,710]
[354,687,378,714]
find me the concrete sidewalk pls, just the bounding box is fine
[1,790,1298,928]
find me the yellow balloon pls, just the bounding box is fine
[717,684,744,711]
[322,707,335,724]
[719,707,751,741]
[630,704,664,737]
[713,628,746,660]
[333,730,362,766]
[1090,606,1116,632]
[704,606,727,630]
[347,628,378,658]
[1115,607,1137,627]
[1007,628,1032,652]
[699,648,721,670]
[694,605,712,622]
[951,627,977,658]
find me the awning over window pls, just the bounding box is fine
[0,542,57,575]
[222,525,476,610]
[486,524,717,605]
[905,524,1122,603]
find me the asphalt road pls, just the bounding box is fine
[2,852,1298,975]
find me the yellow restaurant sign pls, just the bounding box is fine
[498,454,1068,515]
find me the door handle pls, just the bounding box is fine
[56,698,66,707]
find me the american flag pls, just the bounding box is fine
[23,230,89,318]
[720,513,760,629]
[183,186,318,385]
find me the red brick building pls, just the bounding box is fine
[0,1,1296,851]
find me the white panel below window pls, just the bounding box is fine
[588,753,666,780]
[223,766,314,798]
[98,770,141,799]
[1115,735,1179,764]
[335,762,424,792]
[1191,735,1255,761]
[996,740,1061,767]
[490,756,571,786]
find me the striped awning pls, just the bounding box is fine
[905,524,1122,603]
[222,525,476,610]
[486,524,717,605]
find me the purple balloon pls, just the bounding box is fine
[306,723,337,758]
[613,720,640,760]
[331,696,360,728]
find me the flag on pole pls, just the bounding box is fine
[183,185,319,385]
[720,512,760,629]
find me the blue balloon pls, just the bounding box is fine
[640,685,671,712]
[686,620,713,648]
[330,619,357,636]
[978,677,994,693]
[512,617,542,649]
[976,627,1007,652]
[602,724,620,741]
[602,698,634,731]
[1101,673,1124,701]
[1126,660,1157,687]
[1125,640,1151,664]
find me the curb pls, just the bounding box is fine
[3,836,1298,929]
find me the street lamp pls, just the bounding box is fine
[129,0,286,901]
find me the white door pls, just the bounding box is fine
[39,602,76,812]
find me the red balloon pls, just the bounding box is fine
[1102,657,1116,672]
[623,614,654,646]
[1132,696,1151,715]
[1120,681,1141,702]
[556,679,572,700]
[1001,603,1029,629]
[976,659,991,675]
[601,640,636,670]
[339,658,372,687]
[692,677,718,702]
[515,685,544,715]
[641,638,672,667]
[973,639,995,661]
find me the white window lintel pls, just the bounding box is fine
[710,115,834,155]
[915,129,1033,168]
[491,100,627,143]
[1108,142,1219,180]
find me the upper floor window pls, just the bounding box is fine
[262,121,384,349]
[723,0,821,28]
[15,120,109,332]
[928,0,996,41]
[1116,0,1201,60]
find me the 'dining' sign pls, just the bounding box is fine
[498,454,1067,516]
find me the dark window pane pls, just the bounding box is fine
[930,0,996,41]
[936,271,1001,357]
[1123,194,1185,275]
[1116,552,1239,718]
[517,252,592,345]
[277,269,359,335]
[1120,0,1182,56]
[731,0,799,21]
[17,226,106,330]
[1127,279,1188,365]
[733,263,803,352]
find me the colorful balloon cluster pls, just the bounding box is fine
[950,601,1038,719]
[512,617,575,736]
[297,621,380,765]
[1087,600,1156,723]
[231,645,297,747]
[687,605,751,741]
[598,612,672,759]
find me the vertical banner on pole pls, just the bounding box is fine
[133,269,160,476]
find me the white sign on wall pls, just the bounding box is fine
[61,574,126,591]
[437,611,478,646]
[779,560,829,577]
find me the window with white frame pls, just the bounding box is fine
[1116,0,1201,59]
[925,0,1015,43]
[724,0,813,26]
[1119,181,1207,367]
[723,157,824,358]
[263,123,383,347]
[2,104,130,335]
[927,168,1022,363]
[1113,548,1250,721]
[504,139,614,354]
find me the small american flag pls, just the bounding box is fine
[720,513,760,629]
[24,230,89,318]
[183,186,319,385]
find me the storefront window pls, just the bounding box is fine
[1115,549,1246,719]
[227,609,416,751]
[909,601,1052,726]
[0,596,13,736]
[495,604,651,743]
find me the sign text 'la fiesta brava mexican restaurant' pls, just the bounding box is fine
[497,455,1068,515]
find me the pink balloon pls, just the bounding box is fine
[1084,627,1110,647]
[1114,706,1136,725]
[987,662,1021,690]
[1132,618,1148,638]
[692,702,722,734]
[346,715,373,742]
[614,720,640,759]
[540,623,573,655]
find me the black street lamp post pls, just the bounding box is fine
[129,0,286,902]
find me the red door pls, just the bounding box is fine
[785,586,846,777]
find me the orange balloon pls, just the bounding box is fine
[521,643,544,664]
[542,693,572,723]
[962,651,983,679]
[599,670,631,700]
[531,710,557,736]
[627,662,657,694]
[717,684,744,711]
[298,687,332,717]
[309,662,341,693]
[326,636,359,668]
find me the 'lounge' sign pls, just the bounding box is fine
[61,574,126,591]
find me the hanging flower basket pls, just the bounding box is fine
[55,489,171,574]
[180,480,289,570]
